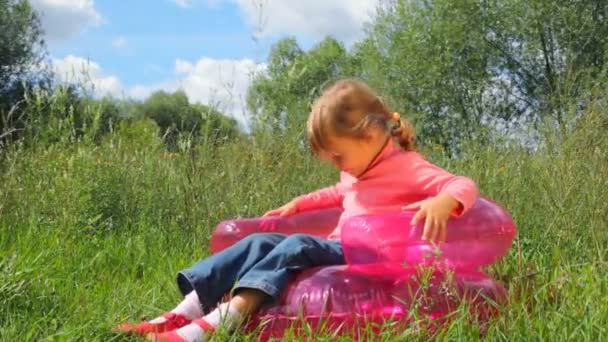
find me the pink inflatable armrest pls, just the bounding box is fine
[210,207,343,254]
[341,197,517,269]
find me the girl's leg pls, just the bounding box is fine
[147,290,265,342]
[232,233,345,305]
[150,234,344,341]
[148,291,203,323]
[176,232,288,311]
[115,233,287,336]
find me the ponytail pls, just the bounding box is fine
[389,112,416,151]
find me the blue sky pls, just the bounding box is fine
[30,0,379,127]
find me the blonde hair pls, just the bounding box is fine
[307,78,416,155]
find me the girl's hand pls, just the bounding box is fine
[263,200,298,217]
[402,193,461,244]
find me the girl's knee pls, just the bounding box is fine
[241,232,285,247]
[243,232,269,241]
[281,233,316,248]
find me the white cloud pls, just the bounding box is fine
[30,0,103,41]
[112,36,128,48]
[127,82,178,101]
[169,0,379,43]
[171,0,222,8]
[129,84,163,100]
[170,0,193,8]
[176,58,265,125]
[237,0,379,42]
[131,58,266,130]
[51,55,265,130]
[52,55,122,97]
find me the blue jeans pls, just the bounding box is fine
[176,233,345,311]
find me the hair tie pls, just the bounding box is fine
[390,112,402,134]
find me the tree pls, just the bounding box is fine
[484,0,608,126]
[247,37,361,132]
[140,90,239,148]
[356,0,608,149]
[356,0,504,149]
[0,0,49,144]
[0,0,46,92]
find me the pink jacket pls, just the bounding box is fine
[294,140,479,239]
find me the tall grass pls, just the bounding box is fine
[0,88,606,341]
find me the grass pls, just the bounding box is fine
[0,96,607,341]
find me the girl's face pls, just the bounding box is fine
[318,128,388,178]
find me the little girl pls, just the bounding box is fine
[115,79,478,341]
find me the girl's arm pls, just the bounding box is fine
[264,174,346,217]
[408,155,479,216]
[293,183,344,212]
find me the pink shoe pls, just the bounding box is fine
[114,312,192,336]
[146,318,214,342]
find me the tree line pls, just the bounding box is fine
[2,0,607,151]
